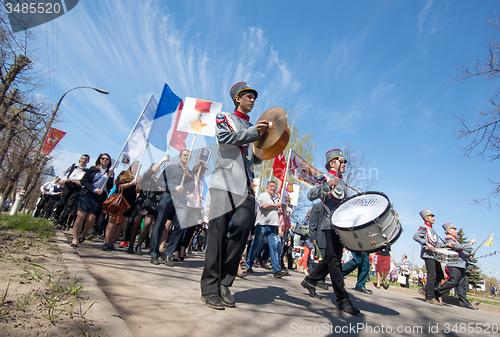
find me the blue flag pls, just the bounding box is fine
[148,83,182,151]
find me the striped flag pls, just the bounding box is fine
[148,83,183,151]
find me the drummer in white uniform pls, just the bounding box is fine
[434,222,478,310]
[413,209,444,305]
[300,149,360,315]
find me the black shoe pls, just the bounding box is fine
[382,282,389,290]
[219,285,236,307]
[355,287,372,295]
[126,247,134,254]
[150,256,160,265]
[201,293,225,310]
[301,279,322,299]
[263,262,273,270]
[460,303,478,310]
[109,244,116,251]
[78,237,85,244]
[246,267,254,274]
[338,298,361,315]
[274,270,289,278]
[165,256,174,267]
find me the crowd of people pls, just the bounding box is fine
[30,81,484,315]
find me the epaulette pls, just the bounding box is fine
[216,113,226,124]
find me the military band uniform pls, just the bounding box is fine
[434,222,477,309]
[413,209,443,304]
[200,82,263,310]
[301,149,360,315]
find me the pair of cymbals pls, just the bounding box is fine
[253,107,290,160]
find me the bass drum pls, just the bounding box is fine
[330,191,402,253]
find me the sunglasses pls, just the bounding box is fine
[101,157,110,161]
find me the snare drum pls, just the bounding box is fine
[330,191,402,253]
[433,248,459,264]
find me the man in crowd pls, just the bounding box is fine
[245,181,289,278]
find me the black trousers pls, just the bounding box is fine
[150,191,176,258]
[33,194,47,217]
[200,189,255,296]
[56,187,80,227]
[305,229,349,302]
[424,258,444,300]
[43,196,59,219]
[435,266,469,306]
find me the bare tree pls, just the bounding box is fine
[342,140,374,193]
[454,14,500,206]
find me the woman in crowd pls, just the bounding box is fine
[102,161,141,251]
[71,153,114,247]
[278,203,291,269]
[296,209,313,276]
[374,246,394,289]
[129,158,167,255]
[399,254,411,288]
[174,163,207,260]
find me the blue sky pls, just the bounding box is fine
[24,1,500,279]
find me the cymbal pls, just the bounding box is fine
[253,125,290,160]
[253,107,288,150]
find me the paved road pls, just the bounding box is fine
[62,232,499,337]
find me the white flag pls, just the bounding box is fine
[176,97,222,137]
[122,95,158,160]
[288,150,325,187]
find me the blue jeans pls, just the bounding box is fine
[246,225,281,274]
[342,252,370,288]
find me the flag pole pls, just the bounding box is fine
[473,233,495,256]
[279,148,293,202]
[180,134,197,186]
[279,120,294,199]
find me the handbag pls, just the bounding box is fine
[102,186,130,214]
[142,196,159,214]
[293,226,309,239]
[397,275,407,285]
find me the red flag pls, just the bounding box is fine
[169,101,188,151]
[41,128,66,154]
[273,151,287,181]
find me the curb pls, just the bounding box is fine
[55,231,134,337]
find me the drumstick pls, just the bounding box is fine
[344,182,361,194]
